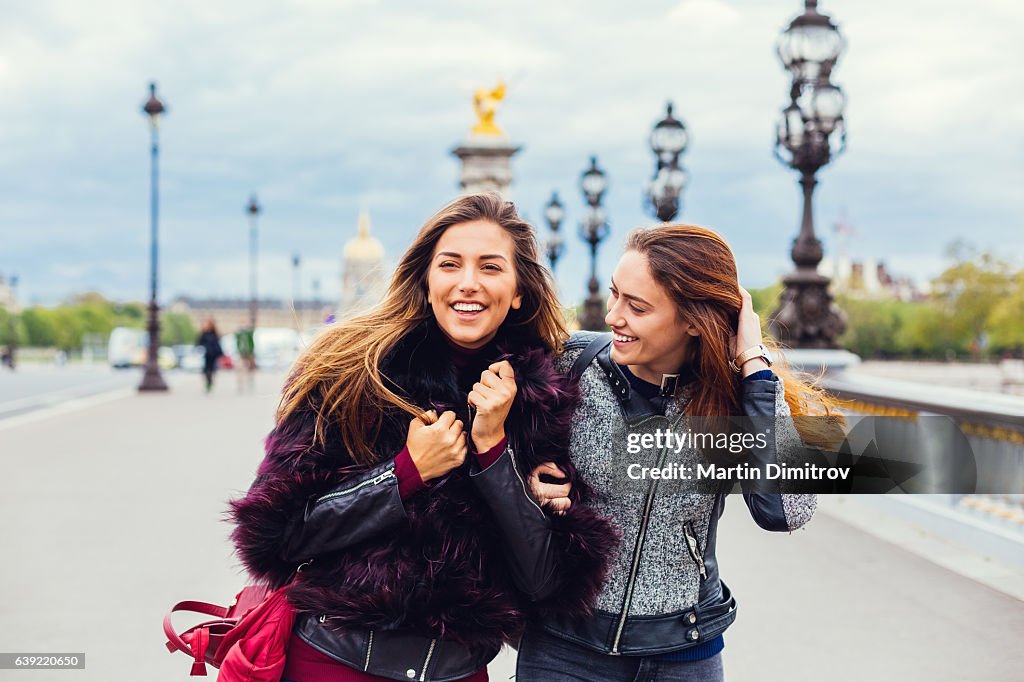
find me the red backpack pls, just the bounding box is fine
[163,585,295,680]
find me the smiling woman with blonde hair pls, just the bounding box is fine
[229,193,614,682]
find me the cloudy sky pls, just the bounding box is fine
[1,0,1021,307]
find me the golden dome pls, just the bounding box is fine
[343,209,385,262]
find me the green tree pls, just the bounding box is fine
[161,313,197,346]
[0,308,11,345]
[750,282,783,319]
[837,297,904,358]
[20,308,58,347]
[50,307,86,352]
[0,308,23,346]
[72,302,117,339]
[893,303,962,359]
[114,302,146,327]
[987,271,1024,355]
[930,248,1015,357]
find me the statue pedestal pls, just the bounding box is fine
[451,136,522,198]
[769,267,847,349]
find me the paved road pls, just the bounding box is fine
[1,371,1022,681]
[0,364,141,419]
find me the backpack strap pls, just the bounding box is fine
[569,333,613,382]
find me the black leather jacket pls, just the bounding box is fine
[289,449,560,681]
[229,327,615,681]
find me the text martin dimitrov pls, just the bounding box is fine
[626,462,850,481]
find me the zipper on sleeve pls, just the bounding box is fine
[314,467,396,507]
[506,447,546,517]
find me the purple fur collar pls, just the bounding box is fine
[229,322,617,652]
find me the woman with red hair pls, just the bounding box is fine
[519,223,840,682]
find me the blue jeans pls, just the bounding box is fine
[516,628,724,682]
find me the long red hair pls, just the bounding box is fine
[625,224,841,444]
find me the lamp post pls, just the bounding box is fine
[138,82,168,392]
[769,0,848,349]
[543,191,565,271]
[5,275,17,369]
[577,156,610,331]
[646,102,690,222]
[292,253,301,329]
[247,194,261,331]
[312,277,322,319]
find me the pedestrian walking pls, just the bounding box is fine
[235,326,256,393]
[229,194,614,681]
[518,224,843,682]
[196,318,223,393]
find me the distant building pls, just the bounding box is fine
[338,209,387,319]
[0,273,17,311]
[169,297,332,332]
[821,256,921,301]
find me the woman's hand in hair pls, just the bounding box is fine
[406,410,468,482]
[468,361,518,452]
[529,462,572,516]
[732,286,768,373]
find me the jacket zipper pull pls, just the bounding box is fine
[685,523,708,580]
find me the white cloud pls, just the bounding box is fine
[667,0,741,30]
[2,0,1023,304]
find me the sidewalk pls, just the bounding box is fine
[1,371,1022,681]
[0,370,282,681]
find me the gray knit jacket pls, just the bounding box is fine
[540,332,817,656]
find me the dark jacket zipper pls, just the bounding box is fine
[419,638,437,681]
[364,629,374,671]
[611,443,669,654]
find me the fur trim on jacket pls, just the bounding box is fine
[229,323,617,652]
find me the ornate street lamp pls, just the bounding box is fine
[139,82,168,391]
[769,0,848,349]
[646,102,690,222]
[544,191,566,271]
[247,194,261,331]
[578,156,610,331]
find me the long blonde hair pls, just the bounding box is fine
[278,193,568,465]
[625,224,842,446]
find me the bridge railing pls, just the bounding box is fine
[819,372,1024,534]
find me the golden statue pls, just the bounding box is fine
[471,82,507,137]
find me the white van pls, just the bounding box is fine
[108,327,148,368]
[254,328,304,370]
